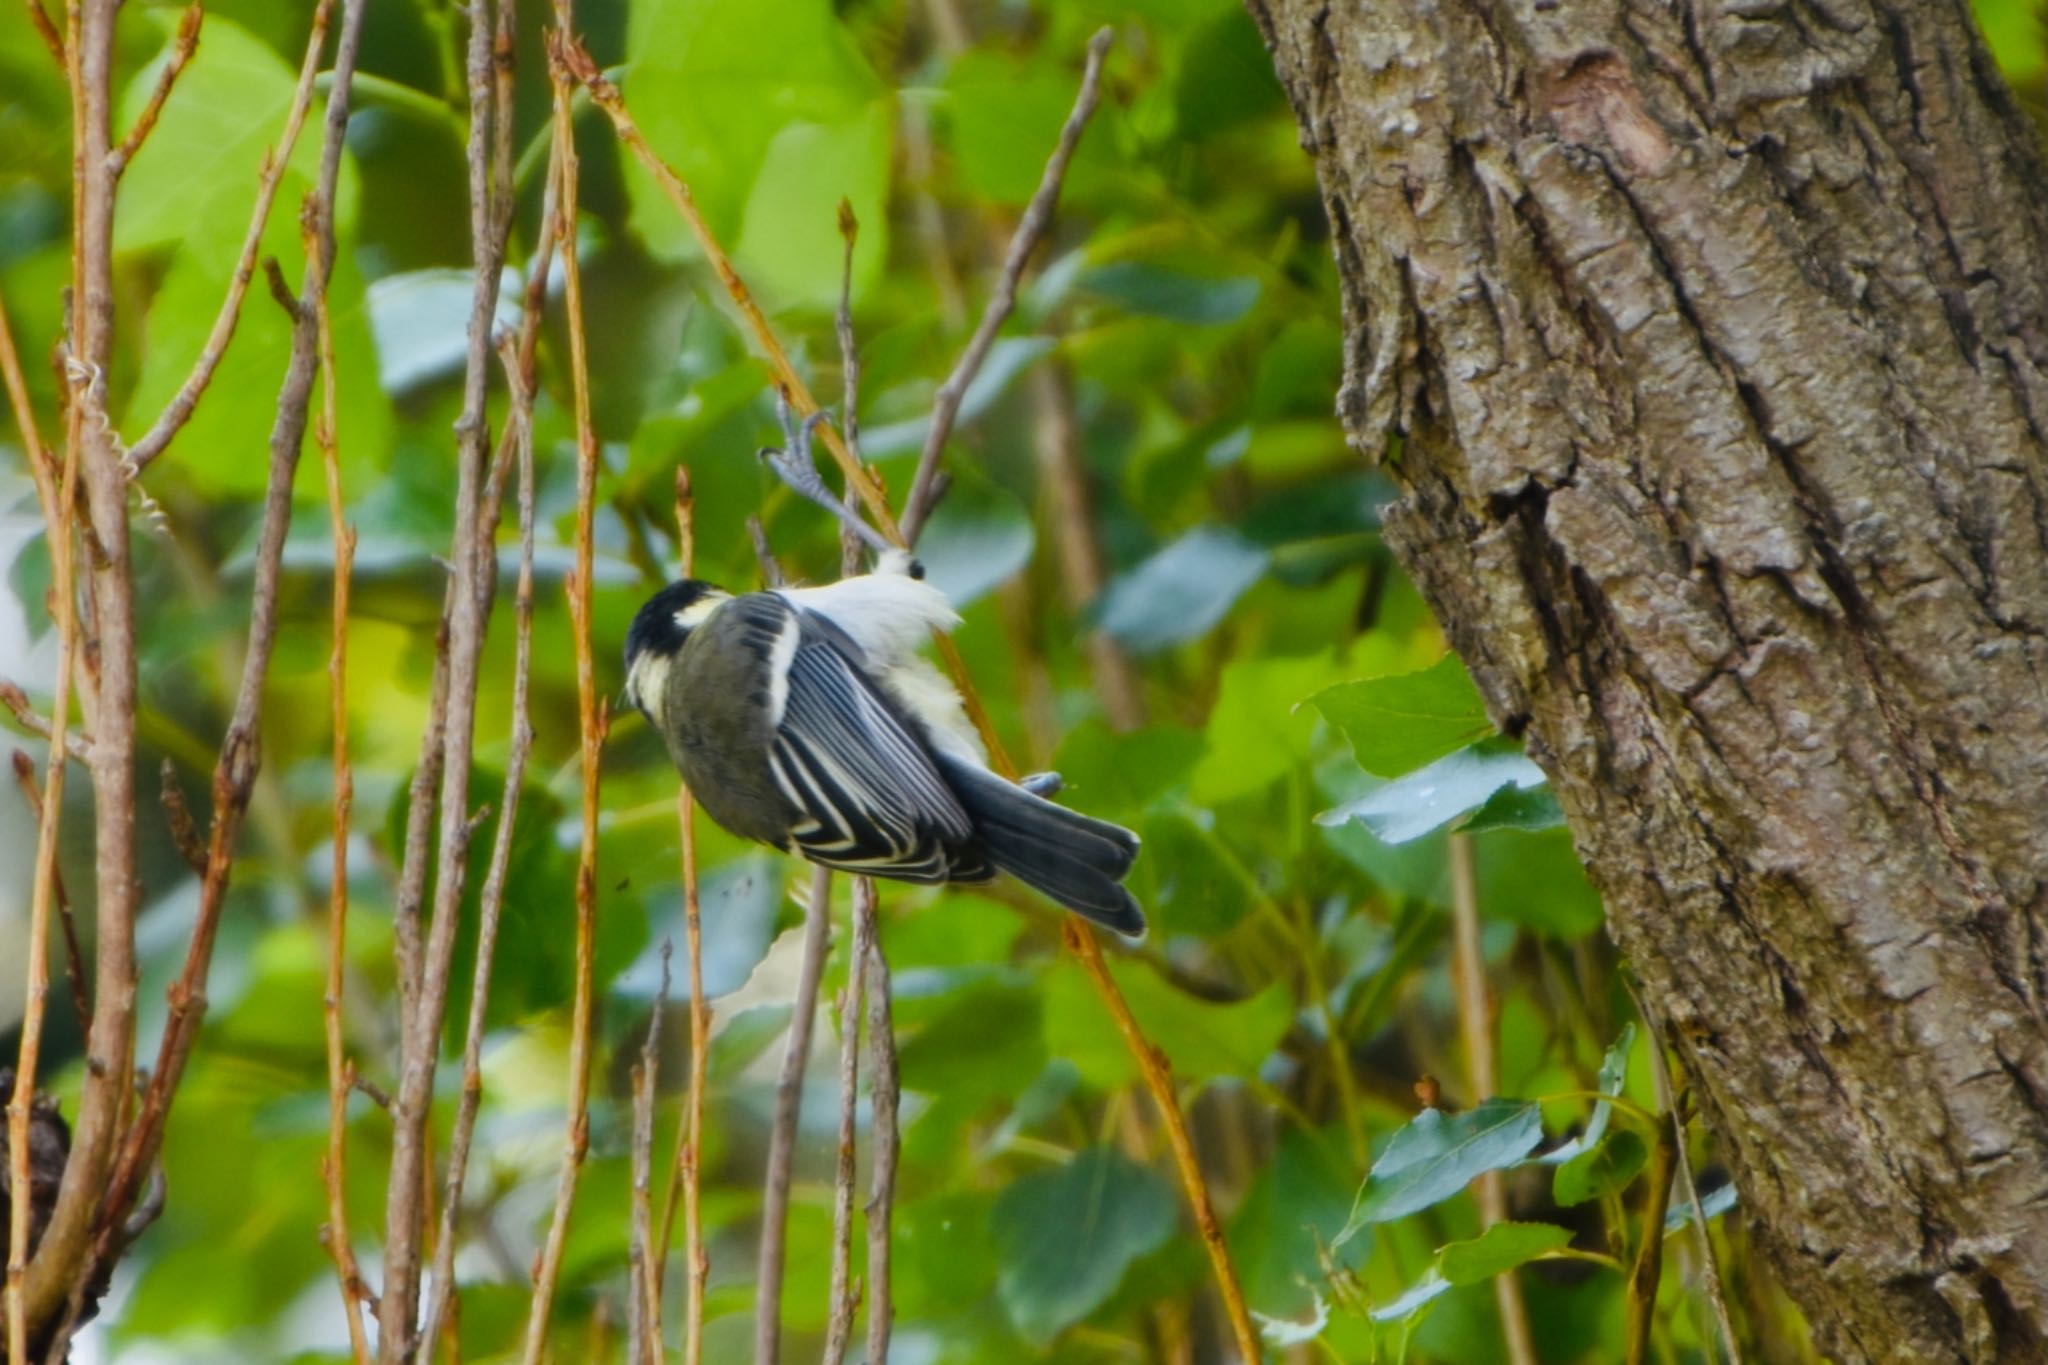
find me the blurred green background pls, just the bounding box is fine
[3,0,2042,1360]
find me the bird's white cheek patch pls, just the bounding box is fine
[628,653,670,729]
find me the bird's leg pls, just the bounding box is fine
[760,393,895,558]
[1019,772,1063,797]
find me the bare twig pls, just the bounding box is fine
[416,330,546,1362]
[380,0,518,1347]
[520,26,606,1359]
[307,203,371,1365]
[109,2,202,179]
[156,760,207,877]
[754,866,833,1365]
[862,889,900,1365]
[0,684,88,766]
[1628,981,1741,1364]
[8,755,88,1031]
[653,469,710,1365]
[1063,922,1259,1362]
[7,282,81,1365]
[123,0,336,474]
[0,286,60,532]
[745,516,785,589]
[1626,1113,1680,1365]
[627,945,672,1365]
[822,887,872,1365]
[21,0,62,67]
[1449,832,1538,1365]
[898,28,1112,545]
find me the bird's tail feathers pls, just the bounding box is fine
[936,755,1145,939]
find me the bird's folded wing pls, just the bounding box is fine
[768,607,974,879]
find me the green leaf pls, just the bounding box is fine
[734,100,892,310]
[1340,1100,1544,1241]
[915,473,1036,608]
[1310,654,1492,778]
[1192,651,1351,804]
[1095,525,1269,653]
[1462,776,1565,834]
[991,1147,1177,1345]
[944,47,1105,205]
[1082,261,1261,324]
[1553,1131,1649,1208]
[1533,1024,1636,1166]
[1051,721,1203,821]
[1369,1269,1450,1324]
[1475,827,1605,937]
[1438,1221,1573,1285]
[1317,746,1546,845]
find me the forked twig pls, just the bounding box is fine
[109,2,202,178]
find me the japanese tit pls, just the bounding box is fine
[621,406,1144,937]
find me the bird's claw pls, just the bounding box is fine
[1019,771,1063,798]
[761,391,897,560]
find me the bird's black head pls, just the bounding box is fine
[623,579,727,720]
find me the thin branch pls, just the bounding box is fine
[1628,980,1742,1364]
[156,759,207,877]
[0,684,88,766]
[1063,922,1260,1363]
[381,0,519,1346]
[1626,1113,1681,1365]
[122,0,337,474]
[898,27,1113,545]
[416,329,545,1362]
[7,290,81,1365]
[306,179,371,1365]
[627,944,672,1365]
[745,516,785,589]
[653,469,710,1365]
[754,866,833,1365]
[109,2,202,179]
[21,0,62,67]
[861,888,899,1365]
[520,24,605,1359]
[0,285,60,533]
[91,0,372,1291]
[7,754,88,1032]
[1449,831,1538,1365]
[822,887,872,1365]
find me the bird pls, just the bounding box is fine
[621,399,1145,938]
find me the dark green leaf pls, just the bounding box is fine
[1340,1100,1545,1241]
[991,1147,1177,1344]
[1553,1131,1649,1208]
[1317,747,1546,845]
[1438,1221,1573,1285]
[1310,654,1492,778]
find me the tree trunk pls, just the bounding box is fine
[1248,1,2048,1359]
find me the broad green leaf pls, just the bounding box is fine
[1438,1221,1573,1285]
[365,267,523,394]
[915,474,1035,607]
[1095,525,1269,652]
[858,336,1056,457]
[1230,1126,1362,1319]
[1051,721,1203,820]
[1141,810,1254,936]
[1476,827,1605,937]
[991,1147,1177,1344]
[1340,1100,1544,1241]
[1082,261,1261,324]
[1317,746,1546,845]
[944,47,1106,205]
[734,100,892,311]
[1553,1131,1649,1208]
[1192,651,1350,804]
[1463,776,1565,834]
[1311,654,1492,778]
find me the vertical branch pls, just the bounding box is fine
[1625,1113,1681,1365]
[1449,832,1537,1365]
[861,890,899,1365]
[627,946,671,1365]
[416,326,546,1355]
[19,0,138,1335]
[521,20,605,1359]
[82,0,370,1327]
[5,758,88,1032]
[754,867,833,1365]
[308,204,371,1365]
[380,0,517,1347]
[653,469,711,1365]
[821,895,871,1365]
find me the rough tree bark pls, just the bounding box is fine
[1249,1,2048,1359]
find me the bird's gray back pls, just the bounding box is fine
[663,593,801,847]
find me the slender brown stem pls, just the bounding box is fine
[123,0,335,474]
[1449,832,1538,1365]
[307,199,371,1365]
[898,27,1113,545]
[21,0,61,65]
[6,756,88,1032]
[822,892,872,1365]
[0,287,59,531]
[627,945,671,1365]
[6,246,82,1365]
[0,685,88,765]
[89,0,370,1323]
[109,1,202,179]
[861,890,899,1365]
[675,471,711,1365]
[520,25,606,1359]
[755,866,833,1365]
[1626,1113,1681,1365]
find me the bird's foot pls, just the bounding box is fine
[760,391,897,560]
